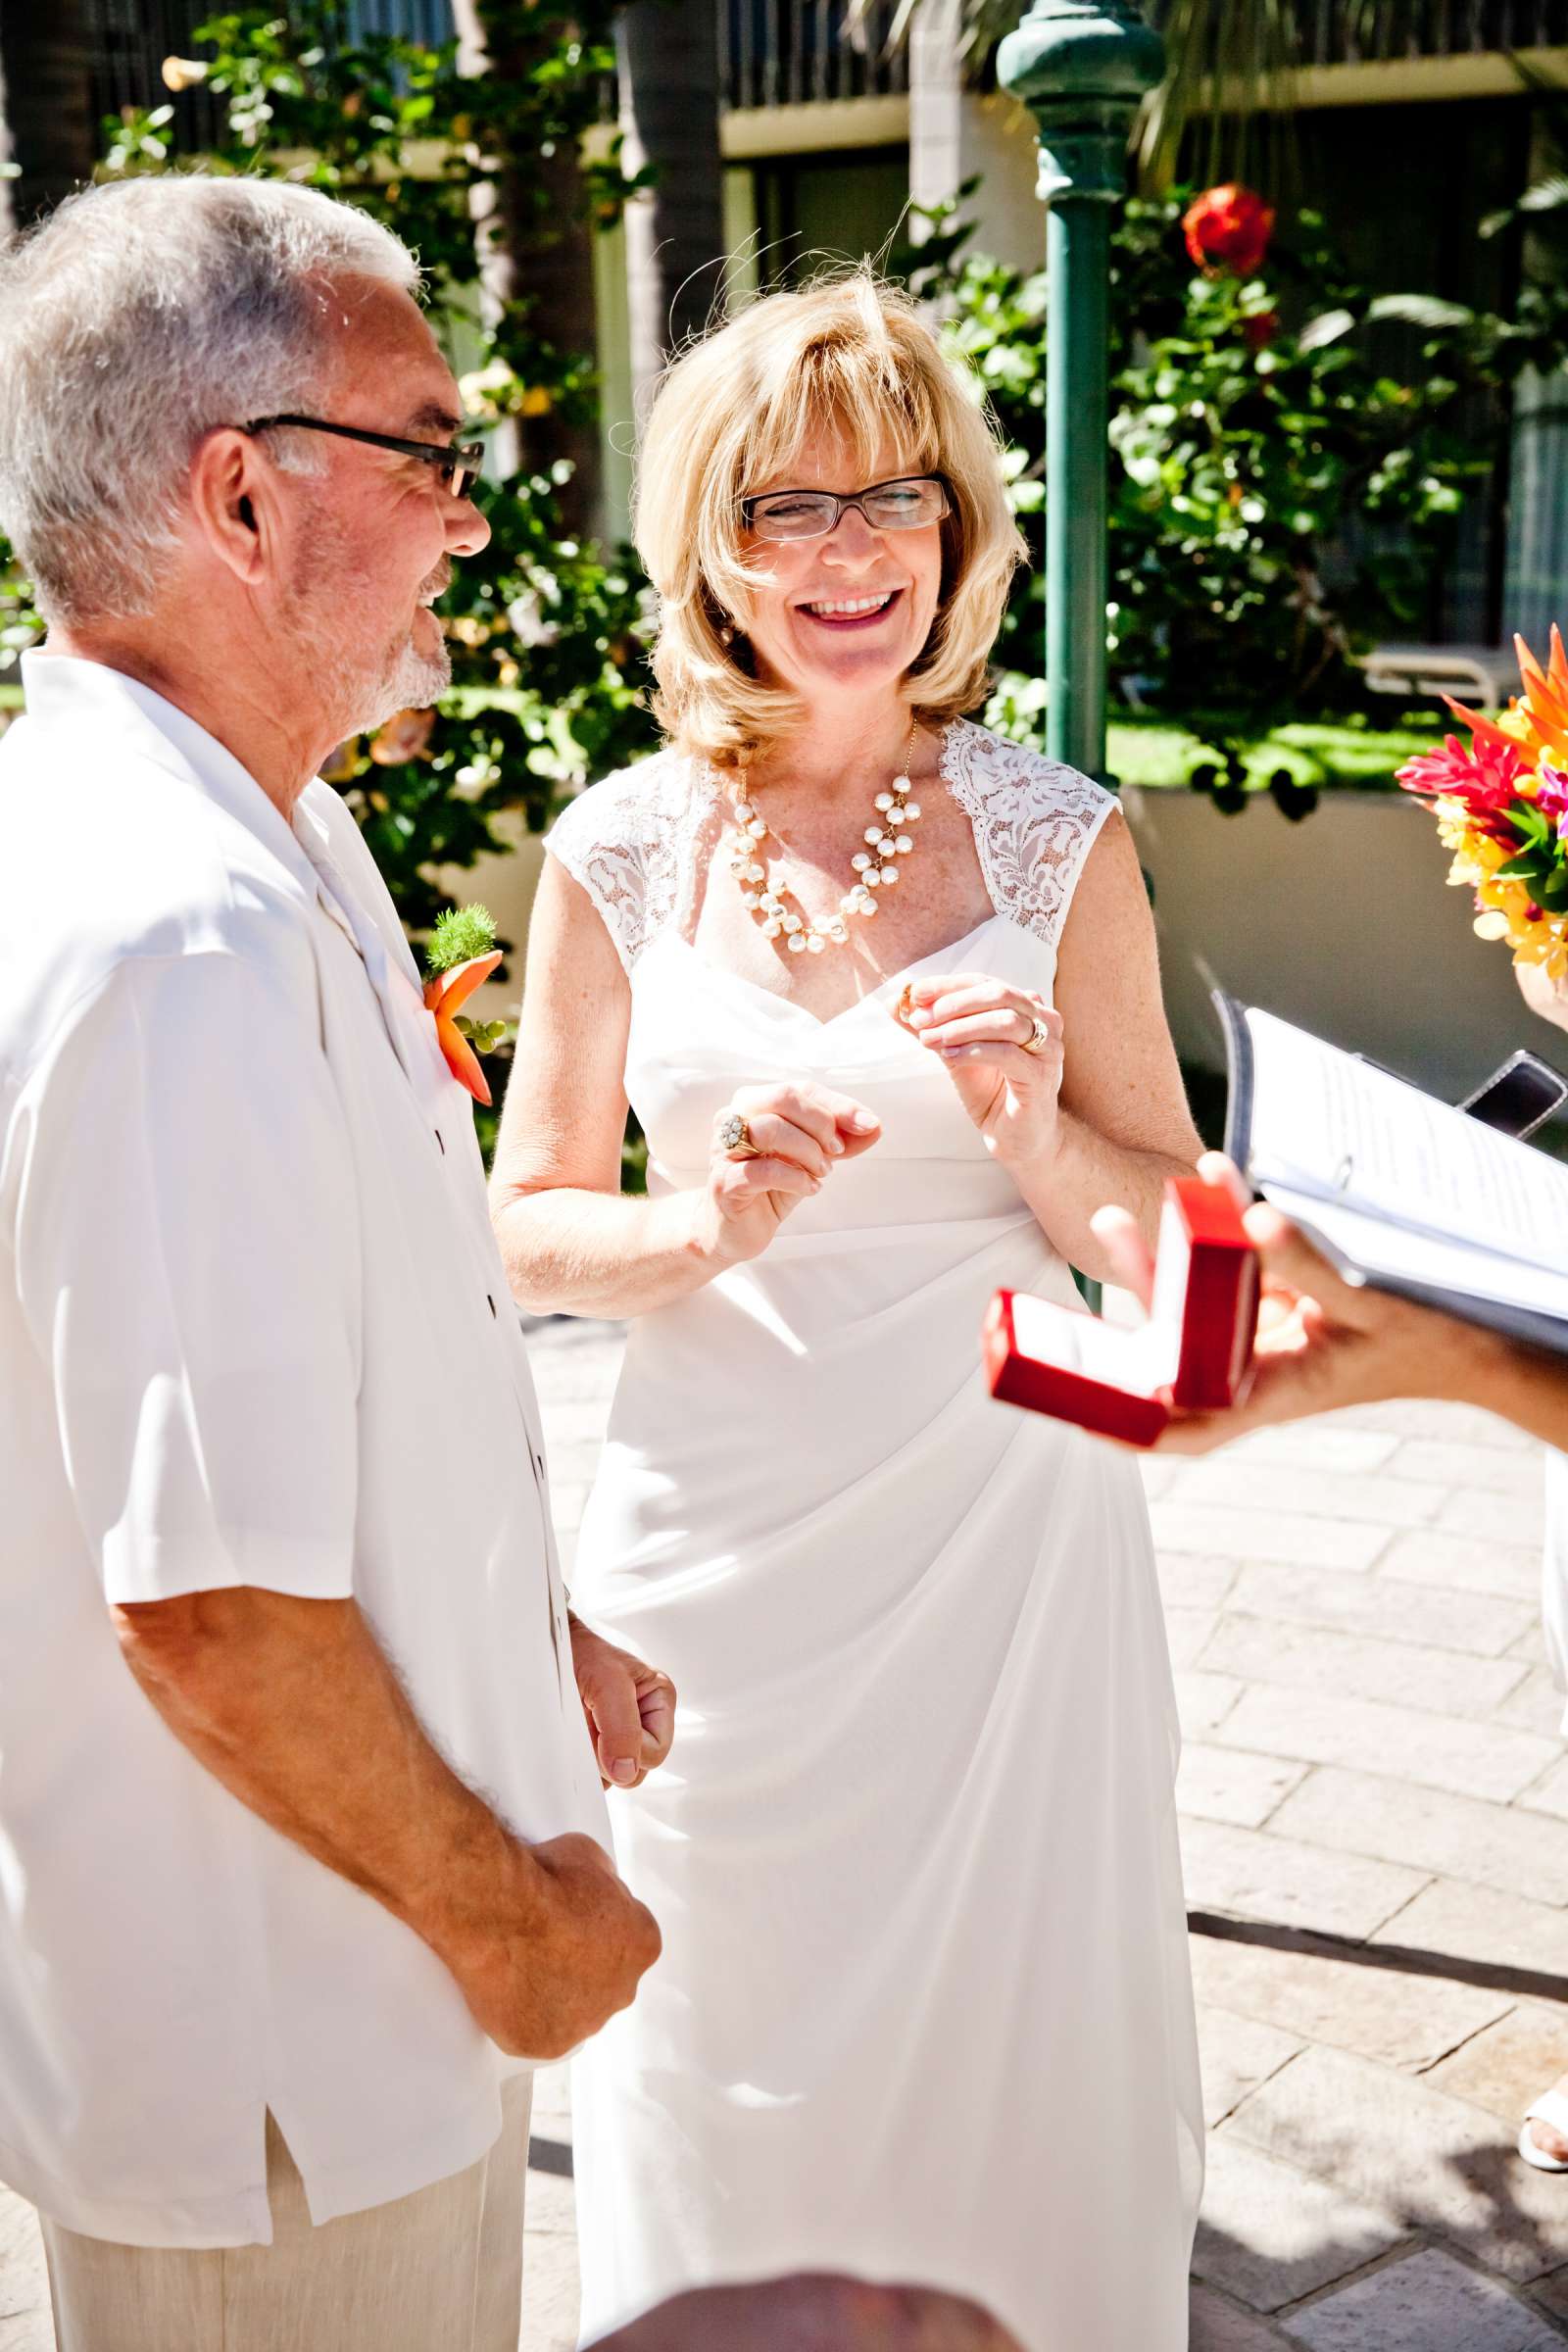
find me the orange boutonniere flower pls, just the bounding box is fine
[423,905,504,1106]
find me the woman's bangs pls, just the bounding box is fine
[741,339,942,497]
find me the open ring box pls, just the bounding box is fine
[982,1176,1260,1447]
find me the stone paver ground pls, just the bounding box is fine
[8,1312,1568,2350]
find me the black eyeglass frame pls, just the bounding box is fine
[739,472,953,540]
[242,414,485,501]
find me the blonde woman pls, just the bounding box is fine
[491,275,1204,2350]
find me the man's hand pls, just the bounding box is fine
[1088,1152,1494,1452]
[114,1588,660,2065]
[442,1830,661,2061]
[570,1615,676,1788]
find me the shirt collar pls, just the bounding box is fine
[19,650,321,900]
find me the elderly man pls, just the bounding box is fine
[0,174,667,2351]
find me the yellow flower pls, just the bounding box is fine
[1436,804,1506,885]
[1477,874,1530,918]
[1496,705,1538,753]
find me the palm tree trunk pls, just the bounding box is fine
[615,0,725,418]
[450,0,609,539]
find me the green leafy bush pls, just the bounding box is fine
[2,1,658,941]
[913,189,1568,782]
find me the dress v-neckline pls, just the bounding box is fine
[659,911,1008,1034]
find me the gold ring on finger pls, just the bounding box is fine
[718,1110,763,1159]
[1020,1012,1054,1056]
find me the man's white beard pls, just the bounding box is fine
[298,620,449,745]
[355,620,451,734]
[288,515,452,743]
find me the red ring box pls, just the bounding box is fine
[982,1177,1260,1447]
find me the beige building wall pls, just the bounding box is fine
[1123,787,1564,1103]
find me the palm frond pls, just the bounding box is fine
[1298,308,1355,353]
[845,0,1022,64]
[1366,292,1476,330]
[850,0,1384,197]
[1484,173,1568,241]
[1135,0,1298,192]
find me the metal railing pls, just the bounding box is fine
[1146,0,1568,67]
[80,0,220,139]
[719,2,909,111]
[1293,1,1568,60]
[78,0,455,143]
[75,0,1568,149]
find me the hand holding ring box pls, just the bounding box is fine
[982,1176,1260,1447]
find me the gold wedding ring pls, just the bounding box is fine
[718,1111,763,1159]
[1020,1011,1054,1056]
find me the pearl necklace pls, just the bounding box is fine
[727,726,923,955]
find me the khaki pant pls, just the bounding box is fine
[41,2077,533,2352]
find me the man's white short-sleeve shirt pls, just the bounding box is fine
[0,654,607,2247]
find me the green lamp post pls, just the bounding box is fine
[997,1,1164,785]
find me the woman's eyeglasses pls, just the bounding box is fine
[741,475,951,543]
[241,415,485,502]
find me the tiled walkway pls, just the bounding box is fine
[6,1315,1568,2350]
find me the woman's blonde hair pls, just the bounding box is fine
[633,270,1027,766]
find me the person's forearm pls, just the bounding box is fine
[491,1182,724,1319]
[114,1589,541,1983]
[1009,1112,1193,1286]
[1461,1328,1568,1452]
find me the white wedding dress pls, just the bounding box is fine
[548,720,1202,2352]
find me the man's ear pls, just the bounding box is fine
[186,427,277,588]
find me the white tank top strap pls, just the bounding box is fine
[938,717,1117,953]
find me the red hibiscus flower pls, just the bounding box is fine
[1183,185,1276,278]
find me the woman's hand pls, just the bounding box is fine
[899,974,1064,1163]
[569,1617,678,1788]
[697,1083,881,1268]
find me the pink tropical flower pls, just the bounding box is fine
[1533,759,1568,833]
[1397,733,1523,814]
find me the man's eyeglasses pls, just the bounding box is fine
[242,415,485,502]
[741,474,951,543]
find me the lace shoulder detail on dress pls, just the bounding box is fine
[940,719,1116,952]
[544,748,703,970]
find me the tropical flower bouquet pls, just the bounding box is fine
[1396,630,1568,983]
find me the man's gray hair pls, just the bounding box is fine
[0,174,421,624]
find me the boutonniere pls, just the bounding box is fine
[423,905,504,1105]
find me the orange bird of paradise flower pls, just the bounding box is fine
[424,951,502,1105]
[1446,625,1568,774]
